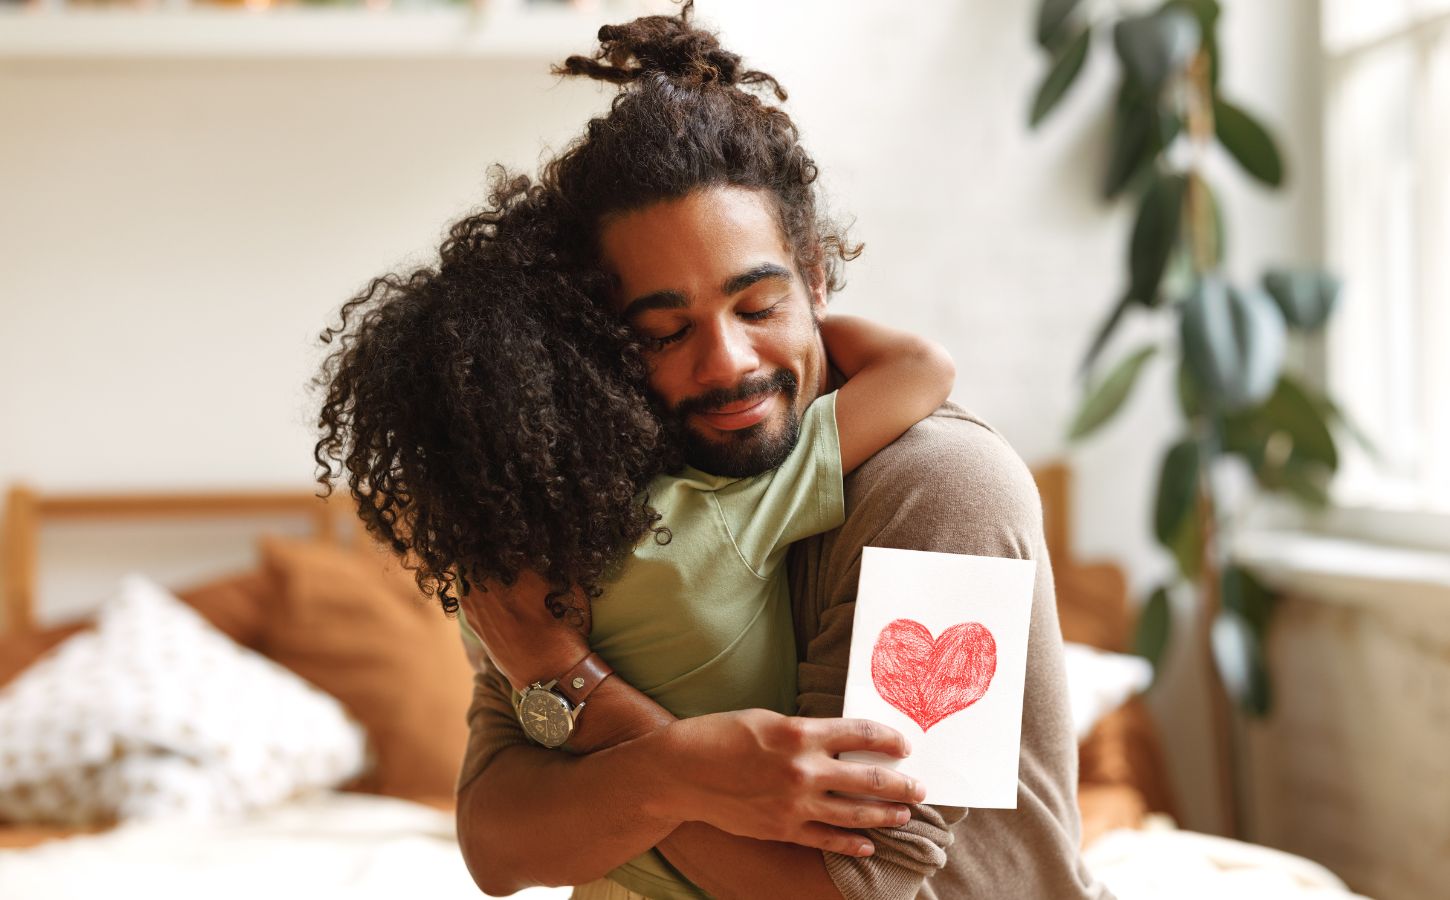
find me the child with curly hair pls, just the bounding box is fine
[312,171,952,730]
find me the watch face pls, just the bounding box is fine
[519,689,572,748]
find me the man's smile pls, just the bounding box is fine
[694,389,779,432]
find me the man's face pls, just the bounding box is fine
[599,185,829,477]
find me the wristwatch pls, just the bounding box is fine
[515,651,614,748]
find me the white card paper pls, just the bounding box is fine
[840,546,1036,808]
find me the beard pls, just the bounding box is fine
[665,369,802,478]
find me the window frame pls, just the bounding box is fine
[1300,2,1450,553]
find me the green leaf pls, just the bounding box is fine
[1180,277,1287,412]
[1212,565,1270,718]
[1281,458,1333,509]
[1102,75,1184,202]
[1031,27,1093,128]
[1167,489,1203,581]
[1134,585,1173,672]
[1154,436,1204,581]
[1264,373,1339,470]
[1104,99,1154,200]
[1128,172,1188,305]
[1176,354,1202,419]
[1221,405,1268,470]
[1211,607,1272,716]
[1215,98,1284,187]
[1037,0,1085,49]
[1155,438,1201,546]
[1156,109,1184,153]
[1114,8,1201,93]
[1222,564,1277,634]
[1314,392,1382,463]
[1078,295,1135,379]
[1262,268,1342,331]
[1068,344,1159,441]
[1224,376,1340,505]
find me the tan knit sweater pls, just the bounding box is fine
[455,402,1114,899]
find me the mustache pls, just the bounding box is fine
[672,370,799,419]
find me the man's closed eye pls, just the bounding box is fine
[648,325,690,348]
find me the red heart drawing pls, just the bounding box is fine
[871,618,998,732]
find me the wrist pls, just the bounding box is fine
[511,641,591,693]
[562,674,675,755]
[634,721,706,826]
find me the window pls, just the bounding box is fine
[1320,1,1450,524]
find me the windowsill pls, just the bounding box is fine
[1229,525,1450,616]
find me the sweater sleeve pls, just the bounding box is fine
[789,406,1072,900]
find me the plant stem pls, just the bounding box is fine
[1184,50,1218,273]
[1195,412,1245,838]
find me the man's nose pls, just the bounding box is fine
[692,317,760,388]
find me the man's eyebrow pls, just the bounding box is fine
[722,263,793,296]
[621,289,688,321]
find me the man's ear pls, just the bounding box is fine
[805,262,828,317]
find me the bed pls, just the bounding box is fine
[0,467,1366,898]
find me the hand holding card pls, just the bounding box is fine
[841,546,1035,808]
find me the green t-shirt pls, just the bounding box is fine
[459,391,845,899]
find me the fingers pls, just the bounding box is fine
[822,759,927,804]
[794,822,876,858]
[817,718,912,758]
[812,795,915,831]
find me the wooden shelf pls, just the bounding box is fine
[0,5,626,60]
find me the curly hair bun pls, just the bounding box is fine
[554,0,787,101]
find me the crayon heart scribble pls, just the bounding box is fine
[871,618,997,731]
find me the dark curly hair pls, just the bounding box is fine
[546,0,861,296]
[311,175,678,621]
[310,0,859,620]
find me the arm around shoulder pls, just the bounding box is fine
[818,314,956,473]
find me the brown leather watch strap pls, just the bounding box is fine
[554,651,613,706]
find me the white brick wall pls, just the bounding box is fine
[1241,577,1450,900]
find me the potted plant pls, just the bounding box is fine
[1029,0,1377,834]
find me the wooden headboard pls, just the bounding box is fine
[1032,463,1133,652]
[2,462,1130,648]
[0,485,357,636]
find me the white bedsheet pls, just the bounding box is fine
[0,790,570,900]
[1084,818,1373,899]
[2,793,1373,900]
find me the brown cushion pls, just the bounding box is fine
[1077,783,1149,849]
[1078,695,1179,821]
[255,536,474,803]
[173,569,275,651]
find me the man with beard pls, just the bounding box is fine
[452,5,1111,900]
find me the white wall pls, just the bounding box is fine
[0,0,1323,836]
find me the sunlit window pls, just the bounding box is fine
[1322,1,1450,514]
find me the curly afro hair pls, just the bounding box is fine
[544,0,861,296]
[311,173,679,621]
